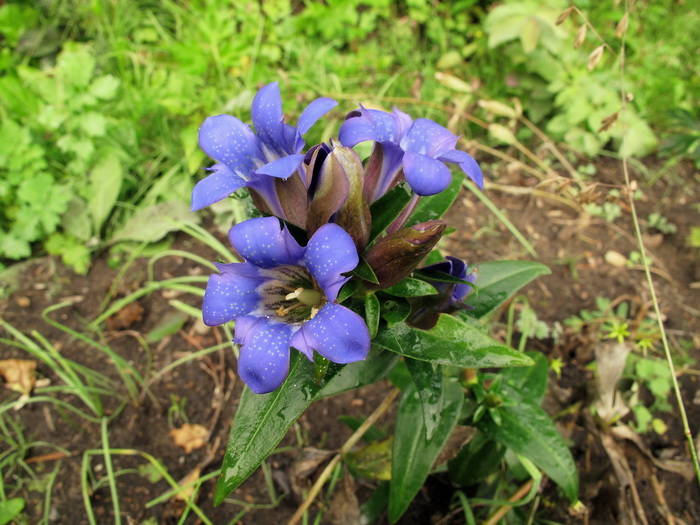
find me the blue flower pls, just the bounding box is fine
[338,106,483,201]
[203,216,370,394]
[192,82,337,213]
[408,256,476,329]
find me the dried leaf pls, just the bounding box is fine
[605,250,627,268]
[106,302,144,331]
[0,359,37,395]
[616,13,629,38]
[556,6,575,25]
[434,72,472,93]
[573,24,587,49]
[488,124,517,145]
[594,342,632,422]
[169,424,208,453]
[598,112,619,133]
[290,447,334,496]
[587,45,605,71]
[175,466,202,502]
[325,473,361,525]
[478,100,517,119]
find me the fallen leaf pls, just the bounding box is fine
[169,424,208,453]
[325,473,361,525]
[604,250,627,268]
[0,359,37,395]
[290,447,334,496]
[175,466,202,502]
[106,301,144,330]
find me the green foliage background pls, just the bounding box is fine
[0,0,697,272]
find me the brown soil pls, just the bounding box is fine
[1,157,699,524]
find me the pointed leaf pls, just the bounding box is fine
[353,257,379,284]
[382,277,438,297]
[405,171,462,227]
[448,430,505,486]
[380,298,411,327]
[318,346,398,398]
[365,293,380,338]
[405,358,444,439]
[389,381,463,523]
[464,261,550,319]
[215,353,342,502]
[476,400,579,502]
[89,152,123,233]
[375,315,533,368]
[368,183,413,243]
[501,351,548,404]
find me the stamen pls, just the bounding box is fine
[276,303,305,317]
[310,307,319,319]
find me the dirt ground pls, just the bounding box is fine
[1,156,699,524]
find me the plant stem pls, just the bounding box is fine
[288,388,401,525]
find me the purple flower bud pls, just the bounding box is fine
[363,220,446,289]
[306,145,371,251]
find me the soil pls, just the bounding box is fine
[1,156,699,524]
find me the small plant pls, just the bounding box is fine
[647,212,677,235]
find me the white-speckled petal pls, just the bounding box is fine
[202,262,263,326]
[303,223,358,302]
[229,217,304,269]
[236,318,295,394]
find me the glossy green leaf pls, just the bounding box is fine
[365,293,380,338]
[405,173,462,227]
[380,298,411,327]
[382,277,438,297]
[353,256,379,284]
[389,381,463,523]
[318,346,398,398]
[477,400,579,502]
[405,358,443,440]
[464,261,550,319]
[448,430,504,486]
[502,351,548,404]
[375,315,533,368]
[215,353,342,503]
[368,183,413,243]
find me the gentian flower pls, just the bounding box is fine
[202,216,370,394]
[409,256,476,329]
[338,106,483,202]
[192,82,337,216]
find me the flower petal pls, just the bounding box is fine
[229,217,304,268]
[304,223,358,301]
[297,97,337,135]
[338,111,378,147]
[251,82,287,152]
[438,150,483,189]
[402,151,453,196]
[191,164,247,211]
[235,318,295,394]
[289,303,369,364]
[198,115,261,171]
[400,118,457,157]
[202,262,263,325]
[255,154,305,179]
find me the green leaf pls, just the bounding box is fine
[145,311,189,343]
[405,358,444,439]
[520,16,541,53]
[380,298,411,327]
[318,346,398,398]
[375,315,533,368]
[346,436,393,480]
[368,183,413,243]
[389,381,463,523]
[0,497,25,525]
[365,293,380,338]
[502,351,548,405]
[464,261,550,319]
[89,153,123,233]
[477,400,579,502]
[89,75,120,100]
[215,353,343,503]
[382,277,438,297]
[111,201,198,243]
[405,174,461,227]
[78,111,107,137]
[353,257,379,284]
[448,430,505,486]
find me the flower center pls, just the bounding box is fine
[257,265,326,324]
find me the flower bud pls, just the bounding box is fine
[306,145,371,251]
[363,220,446,289]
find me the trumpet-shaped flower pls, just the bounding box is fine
[338,106,483,201]
[203,217,370,394]
[192,82,337,213]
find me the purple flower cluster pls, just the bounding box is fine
[193,82,482,393]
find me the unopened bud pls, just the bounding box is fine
[363,220,446,289]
